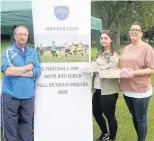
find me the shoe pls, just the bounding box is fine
[95,133,109,141]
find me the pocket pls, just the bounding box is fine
[2,94,14,106]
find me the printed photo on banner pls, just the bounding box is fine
[35,34,90,63]
[32,0,90,63]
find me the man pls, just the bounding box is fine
[51,41,58,57]
[1,26,41,141]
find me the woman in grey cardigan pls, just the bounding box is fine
[92,30,120,141]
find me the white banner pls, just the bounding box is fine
[32,0,93,141]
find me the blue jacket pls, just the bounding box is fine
[1,43,41,99]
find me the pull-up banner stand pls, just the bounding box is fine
[32,0,93,141]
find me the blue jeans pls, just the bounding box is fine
[124,95,151,141]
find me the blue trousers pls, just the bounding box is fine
[124,95,151,141]
[1,94,34,141]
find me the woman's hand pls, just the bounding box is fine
[121,68,135,78]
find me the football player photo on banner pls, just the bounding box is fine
[32,0,93,141]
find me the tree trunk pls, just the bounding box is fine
[115,14,120,54]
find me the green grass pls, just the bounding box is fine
[1,42,154,141]
[40,50,89,63]
[93,93,154,141]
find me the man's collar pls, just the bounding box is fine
[13,43,28,52]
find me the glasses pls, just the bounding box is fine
[16,33,29,37]
[130,29,142,32]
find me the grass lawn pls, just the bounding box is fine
[1,42,154,141]
[39,50,89,63]
[93,91,154,141]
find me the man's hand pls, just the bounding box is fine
[27,64,33,71]
[20,71,33,77]
[5,63,33,76]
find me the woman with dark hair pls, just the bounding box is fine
[120,22,154,141]
[92,30,120,141]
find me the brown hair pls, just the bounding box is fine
[100,30,114,55]
[131,22,143,32]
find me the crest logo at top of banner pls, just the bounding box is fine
[54,6,69,21]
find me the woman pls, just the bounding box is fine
[120,22,154,141]
[92,30,120,141]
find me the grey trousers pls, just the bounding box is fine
[1,94,34,141]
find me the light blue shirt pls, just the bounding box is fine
[1,43,41,99]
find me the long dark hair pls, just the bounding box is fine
[100,30,114,55]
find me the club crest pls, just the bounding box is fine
[54,6,69,21]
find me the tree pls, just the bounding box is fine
[92,1,132,53]
[133,1,154,30]
[91,1,154,53]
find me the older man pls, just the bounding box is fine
[1,26,41,141]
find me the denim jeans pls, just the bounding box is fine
[124,95,151,141]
